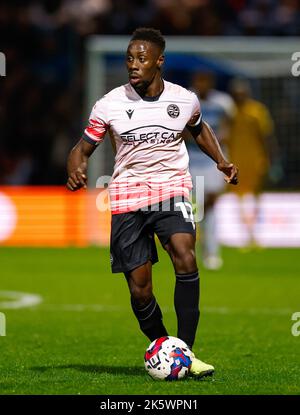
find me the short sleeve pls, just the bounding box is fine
[187,92,202,127]
[186,92,203,136]
[82,97,109,146]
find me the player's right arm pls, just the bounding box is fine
[66,97,109,191]
[66,139,96,191]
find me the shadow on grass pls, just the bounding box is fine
[30,364,145,377]
[30,365,214,383]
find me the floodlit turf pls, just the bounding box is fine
[0,246,299,395]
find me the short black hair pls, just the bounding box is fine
[130,27,166,53]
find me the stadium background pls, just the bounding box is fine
[0,0,300,395]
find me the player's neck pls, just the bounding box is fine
[134,76,164,99]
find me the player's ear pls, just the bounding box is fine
[157,54,164,69]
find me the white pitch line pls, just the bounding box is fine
[40,304,123,312]
[31,303,294,316]
[0,291,292,316]
[204,306,294,316]
[0,291,43,309]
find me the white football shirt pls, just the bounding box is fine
[83,80,202,214]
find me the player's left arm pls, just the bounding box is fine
[187,119,239,185]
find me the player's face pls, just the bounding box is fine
[126,41,164,90]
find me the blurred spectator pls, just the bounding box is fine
[186,71,236,269]
[0,1,80,185]
[227,78,281,248]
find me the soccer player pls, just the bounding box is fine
[186,71,236,270]
[228,78,276,248]
[66,28,238,378]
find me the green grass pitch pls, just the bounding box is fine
[0,246,299,395]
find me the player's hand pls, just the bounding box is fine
[66,167,87,191]
[217,161,239,185]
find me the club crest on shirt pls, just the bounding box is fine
[167,104,180,118]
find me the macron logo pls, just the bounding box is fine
[126,109,134,119]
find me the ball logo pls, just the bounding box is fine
[150,355,160,368]
[167,104,180,118]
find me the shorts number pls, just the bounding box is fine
[175,201,195,229]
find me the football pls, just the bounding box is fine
[144,336,193,381]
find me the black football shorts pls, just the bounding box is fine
[110,196,196,273]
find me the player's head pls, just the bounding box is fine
[126,27,165,91]
[229,78,251,105]
[192,71,215,99]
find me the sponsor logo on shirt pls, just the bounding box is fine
[120,125,182,145]
[126,109,134,119]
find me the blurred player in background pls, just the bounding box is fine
[186,71,236,270]
[227,78,277,248]
[66,28,238,377]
